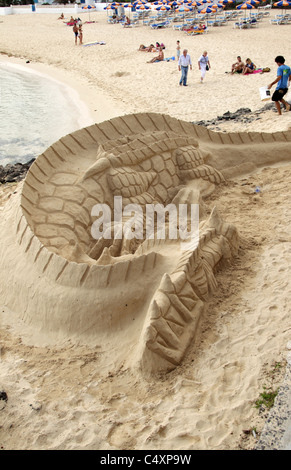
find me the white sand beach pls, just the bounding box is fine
[0,8,291,451]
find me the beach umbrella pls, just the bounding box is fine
[174,5,192,22]
[236,2,255,19]
[246,0,260,5]
[123,4,134,21]
[155,4,171,9]
[82,4,96,22]
[176,5,192,14]
[155,3,171,20]
[200,5,216,12]
[156,4,171,8]
[188,1,201,17]
[200,5,216,24]
[236,2,255,8]
[104,4,120,9]
[274,0,291,13]
[175,5,192,11]
[136,4,151,23]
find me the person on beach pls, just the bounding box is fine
[198,23,206,30]
[73,22,79,45]
[78,25,83,45]
[198,51,210,83]
[231,56,244,74]
[243,58,256,75]
[176,40,181,61]
[178,49,192,86]
[147,47,164,63]
[139,44,154,52]
[268,55,291,115]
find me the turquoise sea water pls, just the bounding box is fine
[0,63,93,166]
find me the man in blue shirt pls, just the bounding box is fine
[268,55,291,115]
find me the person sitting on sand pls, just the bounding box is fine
[243,58,256,75]
[231,56,244,74]
[147,47,164,63]
[58,13,64,20]
[124,16,131,27]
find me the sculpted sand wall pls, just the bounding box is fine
[1,113,291,375]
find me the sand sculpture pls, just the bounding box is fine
[1,113,291,376]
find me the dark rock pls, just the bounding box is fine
[0,391,8,402]
[0,158,35,185]
[192,105,274,129]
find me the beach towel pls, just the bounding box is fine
[244,69,263,75]
[82,41,106,47]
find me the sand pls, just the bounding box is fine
[0,9,291,451]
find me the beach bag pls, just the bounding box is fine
[206,64,209,71]
[262,67,270,73]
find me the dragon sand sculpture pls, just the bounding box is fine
[1,113,291,376]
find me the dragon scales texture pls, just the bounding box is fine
[1,112,291,375]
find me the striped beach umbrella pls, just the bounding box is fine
[246,0,260,5]
[201,5,216,13]
[156,4,171,9]
[274,0,291,6]
[82,4,96,21]
[274,0,291,14]
[236,2,255,18]
[175,5,192,21]
[236,2,255,9]
[104,4,119,9]
[200,5,216,24]
[136,3,151,23]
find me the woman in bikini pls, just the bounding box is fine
[243,58,256,75]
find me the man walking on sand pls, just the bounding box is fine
[178,49,192,86]
[268,55,291,115]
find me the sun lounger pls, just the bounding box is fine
[270,18,288,25]
[150,21,171,29]
[173,23,187,30]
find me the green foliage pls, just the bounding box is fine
[255,386,278,410]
